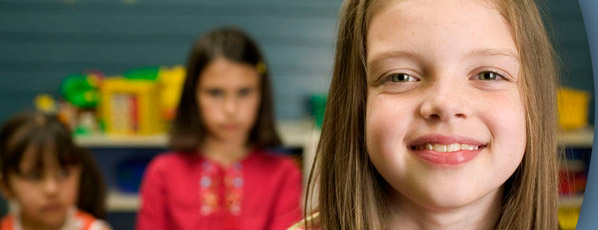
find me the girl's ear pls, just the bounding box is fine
[0,174,14,199]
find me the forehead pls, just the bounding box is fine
[198,58,260,88]
[366,0,517,65]
[18,142,59,170]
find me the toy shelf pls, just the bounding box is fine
[76,120,313,148]
[559,195,584,208]
[75,134,167,148]
[107,191,140,212]
[558,126,594,148]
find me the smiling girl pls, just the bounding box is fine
[294,0,559,229]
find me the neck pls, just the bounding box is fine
[20,216,64,230]
[201,135,250,166]
[391,188,502,230]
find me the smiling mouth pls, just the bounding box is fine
[410,143,487,152]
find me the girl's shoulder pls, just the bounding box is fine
[248,149,301,173]
[251,149,298,166]
[0,214,15,230]
[73,210,112,230]
[147,151,198,170]
[288,212,321,230]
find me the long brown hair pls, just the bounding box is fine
[0,111,107,219]
[170,27,281,152]
[305,0,559,229]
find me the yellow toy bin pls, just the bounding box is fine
[100,78,164,135]
[558,88,590,131]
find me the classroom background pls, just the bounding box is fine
[0,0,594,229]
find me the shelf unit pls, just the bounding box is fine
[79,124,594,212]
[78,125,595,149]
[107,191,140,212]
[558,126,594,148]
[76,120,313,148]
[559,195,584,208]
[557,127,592,213]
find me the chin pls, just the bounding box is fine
[421,192,477,210]
[403,184,498,212]
[42,216,68,229]
[43,210,68,225]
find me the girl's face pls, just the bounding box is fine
[2,146,81,228]
[197,58,261,143]
[365,0,525,211]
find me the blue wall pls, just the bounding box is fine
[0,0,341,121]
[545,0,595,122]
[0,0,594,122]
[0,0,593,123]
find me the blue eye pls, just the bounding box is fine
[476,71,503,81]
[387,73,418,82]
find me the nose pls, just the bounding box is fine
[42,176,58,196]
[223,95,238,116]
[419,78,468,122]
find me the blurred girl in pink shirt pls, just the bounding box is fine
[137,27,302,230]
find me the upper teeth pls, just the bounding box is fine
[414,143,479,152]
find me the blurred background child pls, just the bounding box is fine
[0,111,110,230]
[136,27,302,230]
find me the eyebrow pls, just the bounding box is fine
[368,50,421,67]
[367,48,519,71]
[466,48,519,62]
[367,50,422,76]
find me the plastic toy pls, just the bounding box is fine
[124,66,160,81]
[34,94,56,113]
[100,77,164,135]
[557,87,590,130]
[59,74,101,109]
[158,65,185,121]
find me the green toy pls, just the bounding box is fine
[123,66,160,81]
[59,74,101,109]
[309,94,327,129]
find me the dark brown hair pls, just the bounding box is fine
[0,111,107,219]
[170,26,281,152]
[304,0,559,229]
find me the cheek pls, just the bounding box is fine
[7,178,35,200]
[7,180,42,212]
[241,94,261,126]
[197,96,219,124]
[366,95,413,166]
[61,174,81,205]
[479,90,526,172]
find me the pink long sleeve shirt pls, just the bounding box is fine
[137,149,302,230]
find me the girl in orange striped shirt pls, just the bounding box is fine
[0,111,111,230]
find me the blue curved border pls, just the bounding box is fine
[577,0,598,228]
